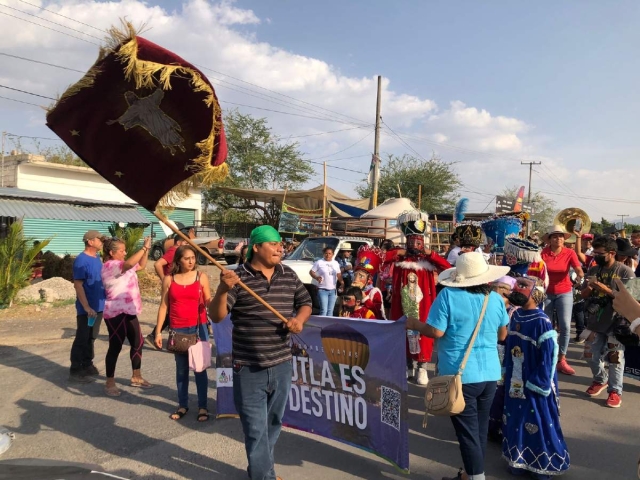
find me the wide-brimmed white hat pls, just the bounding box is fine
[542,225,571,242]
[438,252,510,288]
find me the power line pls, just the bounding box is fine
[381,119,429,162]
[0,84,55,100]
[303,130,373,162]
[220,100,369,125]
[0,3,103,40]
[193,64,372,128]
[0,52,85,73]
[17,0,105,32]
[6,4,373,130]
[306,159,368,175]
[284,127,366,139]
[5,132,61,141]
[0,95,43,107]
[208,74,371,127]
[0,10,100,45]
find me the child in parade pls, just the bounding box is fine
[339,287,375,319]
[502,276,570,478]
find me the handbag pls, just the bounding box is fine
[167,272,203,354]
[189,337,212,372]
[423,294,489,426]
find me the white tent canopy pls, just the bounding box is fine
[360,198,417,244]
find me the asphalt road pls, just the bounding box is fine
[0,303,639,480]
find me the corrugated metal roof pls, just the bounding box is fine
[0,198,150,223]
[0,187,135,207]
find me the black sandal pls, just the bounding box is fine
[197,408,209,422]
[170,407,188,420]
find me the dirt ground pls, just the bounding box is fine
[0,262,222,346]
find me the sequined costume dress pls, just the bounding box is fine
[390,251,451,362]
[502,308,570,476]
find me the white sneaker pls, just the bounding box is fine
[416,367,429,386]
[407,367,415,380]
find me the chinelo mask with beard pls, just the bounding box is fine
[406,234,425,255]
[507,290,529,307]
[351,270,370,288]
[507,276,546,307]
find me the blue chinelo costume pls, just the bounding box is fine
[502,307,570,477]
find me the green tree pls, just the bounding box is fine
[498,186,557,232]
[107,223,146,259]
[202,111,314,226]
[356,153,461,213]
[0,222,51,307]
[36,143,88,167]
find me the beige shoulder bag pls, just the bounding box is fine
[423,294,490,426]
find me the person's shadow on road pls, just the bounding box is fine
[11,399,246,479]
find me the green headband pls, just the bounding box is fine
[246,225,281,261]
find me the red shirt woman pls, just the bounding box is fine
[540,227,584,375]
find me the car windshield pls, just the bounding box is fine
[286,237,339,261]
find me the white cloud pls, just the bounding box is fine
[5,0,613,214]
[426,100,529,153]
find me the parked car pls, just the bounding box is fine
[150,225,224,265]
[222,237,249,264]
[288,236,374,313]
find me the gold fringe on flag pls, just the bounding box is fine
[51,21,229,207]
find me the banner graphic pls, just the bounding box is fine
[212,315,410,472]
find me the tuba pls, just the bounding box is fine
[553,207,591,243]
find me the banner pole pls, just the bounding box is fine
[153,210,289,324]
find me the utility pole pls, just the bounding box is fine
[619,214,628,231]
[521,161,541,236]
[1,131,5,188]
[521,161,542,205]
[322,161,328,236]
[369,75,382,210]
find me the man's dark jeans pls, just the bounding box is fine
[233,360,291,480]
[449,381,497,479]
[70,313,103,372]
[572,300,585,337]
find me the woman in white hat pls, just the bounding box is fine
[540,225,584,376]
[406,252,510,480]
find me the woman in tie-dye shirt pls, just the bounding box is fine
[101,236,152,397]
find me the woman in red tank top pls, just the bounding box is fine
[155,245,212,422]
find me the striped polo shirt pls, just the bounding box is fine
[227,262,312,368]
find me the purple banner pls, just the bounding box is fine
[212,315,410,472]
[624,345,640,381]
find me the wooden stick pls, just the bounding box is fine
[153,211,289,324]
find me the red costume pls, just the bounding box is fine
[348,306,375,320]
[353,245,386,320]
[390,211,451,363]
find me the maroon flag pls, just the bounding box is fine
[46,25,228,210]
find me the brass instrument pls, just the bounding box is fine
[553,207,591,243]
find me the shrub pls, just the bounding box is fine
[0,222,51,307]
[107,223,146,259]
[41,253,75,282]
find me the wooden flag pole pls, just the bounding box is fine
[154,211,289,324]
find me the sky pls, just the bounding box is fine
[1,0,639,222]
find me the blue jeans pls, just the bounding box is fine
[173,324,209,409]
[233,361,291,480]
[589,332,625,394]
[544,292,573,355]
[317,288,337,316]
[449,381,497,480]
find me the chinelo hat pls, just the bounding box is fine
[438,251,510,288]
[542,225,571,242]
[616,238,636,257]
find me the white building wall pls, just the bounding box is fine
[8,155,202,220]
